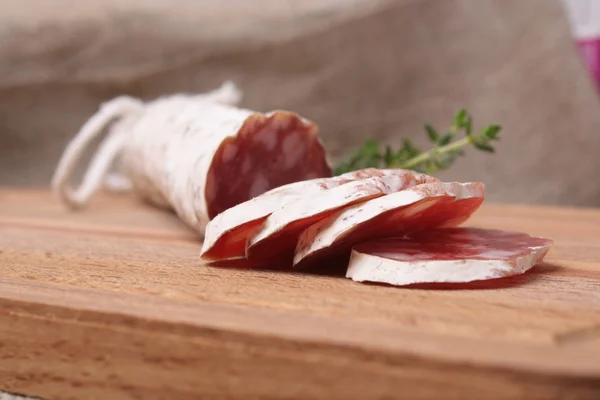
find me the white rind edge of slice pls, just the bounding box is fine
[345,244,552,286]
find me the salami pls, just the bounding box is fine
[52,82,331,235]
[293,181,485,269]
[200,175,352,263]
[245,171,437,264]
[346,228,553,285]
[200,168,438,262]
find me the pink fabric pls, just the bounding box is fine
[577,37,600,88]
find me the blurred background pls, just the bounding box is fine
[0,0,599,206]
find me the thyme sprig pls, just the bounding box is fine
[334,109,501,175]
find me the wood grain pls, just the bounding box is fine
[1,189,600,399]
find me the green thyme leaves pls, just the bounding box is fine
[334,109,501,175]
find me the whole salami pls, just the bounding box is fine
[52,82,332,235]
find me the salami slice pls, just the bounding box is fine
[200,168,437,262]
[293,181,485,269]
[245,171,437,264]
[346,228,554,286]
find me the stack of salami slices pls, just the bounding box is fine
[200,168,553,286]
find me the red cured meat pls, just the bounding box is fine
[346,228,554,285]
[51,82,332,236]
[293,181,485,269]
[200,168,438,263]
[245,170,437,265]
[204,111,332,218]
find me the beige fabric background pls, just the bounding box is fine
[0,0,599,206]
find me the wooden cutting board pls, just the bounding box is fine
[1,189,600,400]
